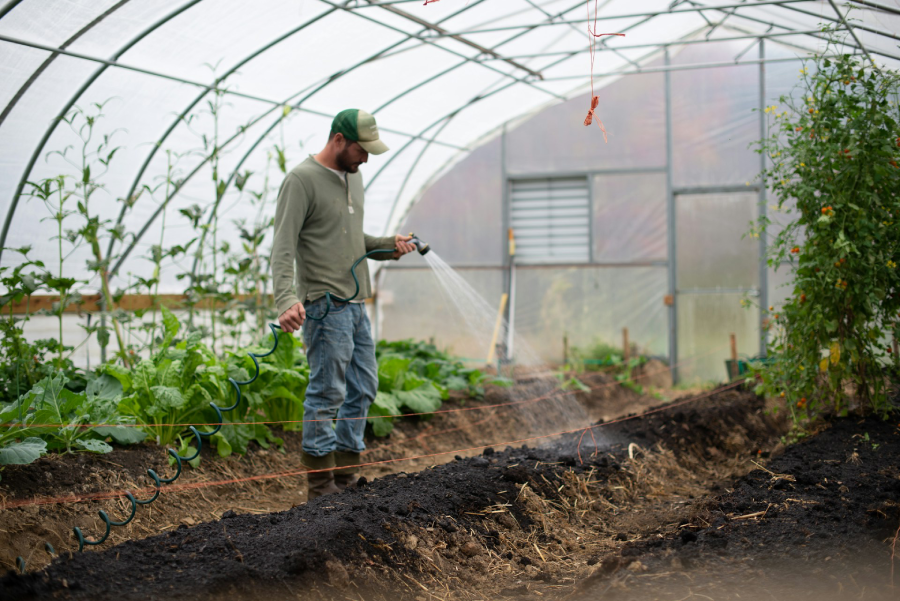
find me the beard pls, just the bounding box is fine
[336,144,361,173]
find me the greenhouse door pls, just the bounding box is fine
[674,191,761,383]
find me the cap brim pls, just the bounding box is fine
[358,138,389,155]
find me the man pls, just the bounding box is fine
[271,108,416,500]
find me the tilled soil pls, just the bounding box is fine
[569,414,900,601]
[0,370,657,573]
[0,385,799,601]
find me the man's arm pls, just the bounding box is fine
[365,233,416,260]
[271,173,309,332]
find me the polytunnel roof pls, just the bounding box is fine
[0,0,898,291]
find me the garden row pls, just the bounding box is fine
[0,306,497,473]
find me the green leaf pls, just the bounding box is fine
[75,438,113,454]
[132,360,158,392]
[86,374,123,401]
[148,386,186,413]
[395,382,442,413]
[0,438,47,465]
[100,363,133,392]
[160,306,181,348]
[368,392,400,437]
[444,375,469,391]
[377,355,411,390]
[93,426,147,445]
[212,432,233,458]
[488,377,515,388]
[270,331,296,371]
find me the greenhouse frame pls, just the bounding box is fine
[1,0,899,382]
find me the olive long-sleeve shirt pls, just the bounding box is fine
[271,156,396,316]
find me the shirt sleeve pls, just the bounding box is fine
[271,173,309,315]
[364,234,398,261]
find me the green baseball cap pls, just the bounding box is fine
[331,108,389,155]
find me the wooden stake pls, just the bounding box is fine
[563,333,569,366]
[486,293,509,364]
[730,333,738,380]
[622,327,630,364]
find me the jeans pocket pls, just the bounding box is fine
[304,297,329,320]
[305,296,349,320]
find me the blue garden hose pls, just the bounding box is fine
[306,235,429,322]
[304,249,395,322]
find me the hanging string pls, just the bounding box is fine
[584,0,624,141]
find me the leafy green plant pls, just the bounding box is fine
[752,43,900,425]
[219,329,305,454]
[367,339,493,436]
[2,372,142,459]
[114,307,232,447]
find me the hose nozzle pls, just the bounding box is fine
[408,232,430,256]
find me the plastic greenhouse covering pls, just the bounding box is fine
[2,0,900,381]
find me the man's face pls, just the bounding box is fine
[336,138,369,173]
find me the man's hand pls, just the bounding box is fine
[393,234,416,259]
[279,302,306,333]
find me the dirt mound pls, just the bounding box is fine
[1,385,790,601]
[570,415,900,601]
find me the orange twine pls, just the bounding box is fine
[585,0,624,141]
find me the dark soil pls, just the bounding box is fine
[569,414,900,601]
[0,385,797,601]
[3,374,897,601]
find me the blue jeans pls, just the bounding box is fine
[301,297,378,457]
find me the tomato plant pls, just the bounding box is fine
[754,48,900,424]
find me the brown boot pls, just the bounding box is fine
[334,451,361,490]
[302,452,340,501]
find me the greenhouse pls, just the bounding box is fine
[1,1,899,600]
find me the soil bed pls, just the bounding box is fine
[0,370,655,573]
[0,381,809,601]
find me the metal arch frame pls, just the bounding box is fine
[396,0,900,56]
[826,0,880,69]
[776,1,900,43]
[697,2,900,62]
[363,0,600,204]
[180,0,597,279]
[0,0,205,267]
[395,1,819,37]
[109,0,498,278]
[0,32,471,146]
[0,0,133,128]
[848,0,900,16]
[179,0,538,277]
[472,28,827,60]
[104,5,339,265]
[0,0,22,19]
[371,0,695,237]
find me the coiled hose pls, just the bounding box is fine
[304,248,394,321]
[15,322,284,573]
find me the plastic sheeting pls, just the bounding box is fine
[676,192,760,290]
[377,267,504,361]
[593,172,667,263]
[513,266,668,363]
[677,292,760,383]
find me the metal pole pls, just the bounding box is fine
[827,0,880,70]
[758,39,769,357]
[665,48,678,384]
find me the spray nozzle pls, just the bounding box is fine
[407,232,430,256]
